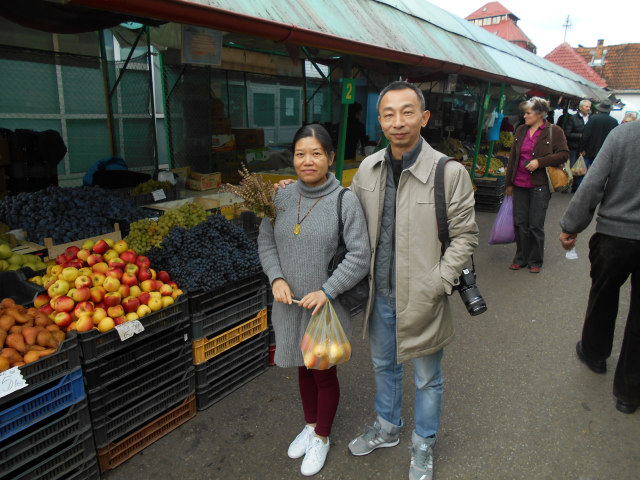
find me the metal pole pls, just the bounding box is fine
[244,72,250,127]
[470,82,491,180]
[159,52,173,168]
[302,59,307,124]
[145,26,159,169]
[561,100,570,128]
[335,56,352,184]
[99,30,117,156]
[484,83,505,178]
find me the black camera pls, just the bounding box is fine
[455,267,487,316]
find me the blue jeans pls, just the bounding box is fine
[369,294,444,439]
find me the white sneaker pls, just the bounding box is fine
[288,425,315,459]
[301,436,330,476]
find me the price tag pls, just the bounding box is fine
[115,320,145,341]
[0,367,28,399]
[152,189,167,201]
[184,334,188,342]
[463,154,469,161]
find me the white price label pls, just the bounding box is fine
[463,154,469,161]
[0,367,28,399]
[184,334,188,342]
[152,189,167,201]
[115,320,145,341]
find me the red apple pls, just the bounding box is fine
[120,250,137,264]
[75,315,94,332]
[140,280,156,292]
[166,281,178,291]
[92,239,109,255]
[137,267,152,282]
[34,294,51,308]
[66,259,85,269]
[135,256,150,269]
[118,285,130,298]
[55,254,68,265]
[72,287,91,303]
[124,264,139,277]
[54,295,75,313]
[104,292,122,307]
[77,249,91,262]
[107,305,125,318]
[86,254,103,267]
[121,272,139,287]
[113,316,126,326]
[54,311,73,328]
[149,269,157,281]
[39,303,54,316]
[122,296,140,313]
[138,292,151,305]
[74,301,94,318]
[158,271,171,283]
[154,280,164,290]
[109,258,126,270]
[65,246,80,260]
[75,275,92,289]
[90,286,105,303]
[95,301,108,311]
[159,284,174,296]
[105,267,123,280]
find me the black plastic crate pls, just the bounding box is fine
[195,330,269,387]
[0,270,46,308]
[268,324,275,346]
[0,425,94,480]
[65,454,99,480]
[76,292,189,364]
[195,352,269,411]
[475,193,504,205]
[190,290,267,341]
[91,368,195,448]
[82,319,190,394]
[473,176,506,187]
[229,212,262,243]
[0,332,81,410]
[474,183,505,195]
[86,342,192,422]
[108,183,180,207]
[188,272,263,315]
[0,397,90,478]
[475,202,502,213]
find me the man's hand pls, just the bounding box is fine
[298,290,328,316]
[505,186,513,196]
[526,159,540,172]
[559,232,577,251]
[274,179,297,190]
[272,278,295,305]
[580,151,586,157]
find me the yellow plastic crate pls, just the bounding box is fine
[192,308,267,365]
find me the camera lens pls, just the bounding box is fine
[459,285,488,316]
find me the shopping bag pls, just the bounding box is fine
[301,300,352,370]
[571,155,588,177]
[488,194,516,245]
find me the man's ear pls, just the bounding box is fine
[422,110,431,128]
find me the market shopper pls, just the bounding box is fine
[564,99,591,191]
[578,100,618,167]
[258,124,371,476]
[345,102,369,160]
[559,119,640,414]
[505,97,570,273]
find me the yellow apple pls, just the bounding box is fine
[125,312,139,322]
[137,304,152,318]
[161,296,174,308]
[148,297,163,312]
[130,285,142,298]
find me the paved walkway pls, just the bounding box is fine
[104,192,640,480]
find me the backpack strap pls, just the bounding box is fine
[336,188,347,247]
[435,156,458,251]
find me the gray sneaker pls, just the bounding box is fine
[408,432,436,480]
[348,419,400,456]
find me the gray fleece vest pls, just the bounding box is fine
[375,159,396,298]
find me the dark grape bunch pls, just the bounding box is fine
[0,186,157,245]
[146,215,261,292]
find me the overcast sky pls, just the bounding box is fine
[425,0,639,57]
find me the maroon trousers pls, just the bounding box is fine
[298,366,340,437]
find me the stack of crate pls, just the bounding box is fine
[474,176,506,213]
[189,272,269,411]
[76,293,194,473]
[0,332,99,479]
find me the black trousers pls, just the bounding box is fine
[583,232,640,404]
[512,185,551,268]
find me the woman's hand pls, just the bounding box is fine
[298,290,328,316]
[274,179,297,190]
[526,159,540,171]
[505,186,513,196]
[272,278,295,305]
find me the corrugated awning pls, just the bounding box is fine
[68,0,609,100]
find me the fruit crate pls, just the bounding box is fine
[190,290,267,341]
[1,425,95,480]
[0,332,81,411]
[195,330,268,387]
[268,324,275,346]
[0,396,90,478]
[97,394,197,473]
[188,271,263,315]
[192,308,267,365]
[76,292,189,364]
[229,212,262,243]
[195,351,269,411]
[108,183,180,207]
[66,454,100,480]
[474,181,506,196]
[105,208,157,238]
[91,367,195,448]
[0,270,45,308]
[82,319,190,394]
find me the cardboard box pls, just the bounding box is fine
[233,129,265,150]
[245,147,271,164]
[214,151,242,173]
[170,166,191,178]
[221,171,242,185]
[186,172,221,191]
[212,117,232,135]
[0,139,10,166]
[212,134,236,153]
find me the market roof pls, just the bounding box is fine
[545,43,608,89]
[67,0,609,100]
[576,43,640,91]
[466,2,518,21]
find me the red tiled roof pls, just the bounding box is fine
[544,43,607,88]
[482,20,533,45]
[576,43,640,90]
[466,2,517,21]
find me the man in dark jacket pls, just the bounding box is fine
[345,102,369,160]
[578,100,619,168]
[565,99,591,190]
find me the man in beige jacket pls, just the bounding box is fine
[346,82,478,480]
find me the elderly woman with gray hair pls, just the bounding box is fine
[505,97,569,273]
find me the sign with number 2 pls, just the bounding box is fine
[342,79,356,105]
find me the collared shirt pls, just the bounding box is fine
[514,123,546,188]
[579,111,590,124]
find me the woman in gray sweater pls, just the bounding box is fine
[258,124,370,476]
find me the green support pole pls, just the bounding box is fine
[335,56,352,184]
[302,59,307,124]
[327,67,332,122]
[159,53,172,168]
[470,83,491,180]
[484,83,505,177]
[99,30,117,157]
[145,26,159,169]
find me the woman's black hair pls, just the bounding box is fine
[291,124,335,159]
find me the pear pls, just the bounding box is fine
[0,244,12,260]
[24,262,38,271]
[7,264,20,271]
[0,260,8,271]
[35,261,47,271]
[7,253,24,266]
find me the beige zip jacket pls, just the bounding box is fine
[350,138,479,363]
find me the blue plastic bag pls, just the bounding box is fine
[488,194,516,245]
[487,113,504,142]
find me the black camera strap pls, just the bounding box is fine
[435,156,476,271]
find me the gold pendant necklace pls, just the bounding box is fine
[295,194,323,235]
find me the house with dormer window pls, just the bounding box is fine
[465,2,537,54]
